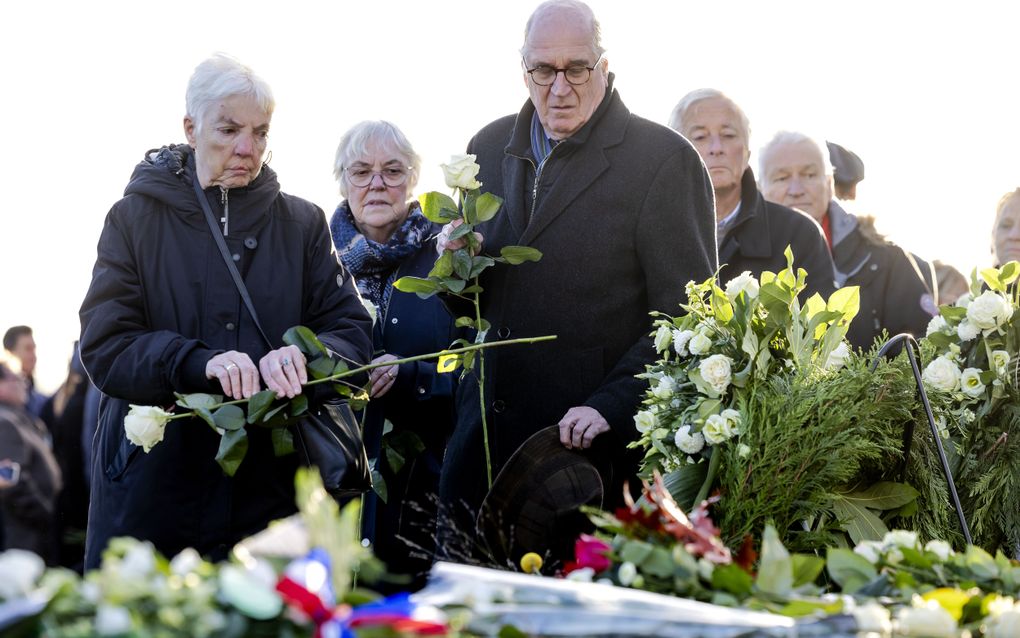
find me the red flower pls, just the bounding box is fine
[563,534,612,574]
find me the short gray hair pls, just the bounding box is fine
[521,0,605,58]
[185,54,274,135]
[758,130,833,179]
[333,120,422,198]
[669,88,751,143]
[995,188,1020,221]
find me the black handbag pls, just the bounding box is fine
[194,178,372,498]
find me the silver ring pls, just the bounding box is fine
[385,371,394,380]
[225,363,238,371]
[281,358,291,367]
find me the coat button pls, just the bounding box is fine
[391,317,399,324]
[225,322,236,331]
[244,237,258,249]
[418,387,426,395]
[492,399,506,413]
[232,253,240,262]
[496,326,511,339]
[870,263,878,271]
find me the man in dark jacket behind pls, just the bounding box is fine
[436,0,717,561]
[669,89,835,299]
[758,131,934,351]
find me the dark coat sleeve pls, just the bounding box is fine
[585,148,717,436]
[882,245,935,338]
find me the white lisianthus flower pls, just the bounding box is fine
[922,356,962,392]
[566,567,595,582]
[0,550,45,599]
[651,376,676,400]
[956,318,980,342]
[967,290,1013,330]
[895,597,958,637]
[934,414,950,440]
[95,604,134,636]
[737,443,751,458]
[634,410,658,434]
[124,405,173,452]
[852,601,892,635]
[688,332,712,355]
[926,315,949,337]
[960,367,986,398]
[883,530,919,550]
[617,561,638,586]
[702,413,736,445]
[699,354,733,396]
[673,329,694,356]
[853,540,883,564]
[654,324,672,353]
[724,271,759,301]
[992,350,1011,377]
[988,608,1020,638]
[674,424,705,454]
[439,153,481,190]
[720,408,742,435]
[825,341,851,371]
[924,540,954,562]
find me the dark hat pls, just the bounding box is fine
[827,141,865,186]
[477,426,604,569]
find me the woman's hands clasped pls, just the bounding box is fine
[205,346,307,400]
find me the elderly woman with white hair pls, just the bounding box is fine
[329,121,458,589]
[79,54,372,568]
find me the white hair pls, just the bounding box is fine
[758,130,833,179]
[521,0,605,58]
[185,53,274,135]
[669,88,751,143]
[333,120,421,198]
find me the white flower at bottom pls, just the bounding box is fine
[992,350,1011,378]
[852,601,892,635]
[654,325,672,352]
[883,530,918,550]
[967,290,1013,330]
[924,540,954,562]
[926,315,949,337]
[566,567,595,582]
[699,354,733,396]
[922,357,962,392]
[988,608,1020,638]
[895,597,958,637]
[634,410,658,434]
[124,405,173,452]
[674,425,705,454]
[737,443,751,458]
[702,413,736,445]
[95,604,133,636]
[651,376,676,400]
[617,561,637,586]
[853,540,883,564]
[825,341,851,371]
[0,550,44,599]
[719,408,742,435]
[673,329,694,356]
[960,367,986,398]
[688,332,712,355]
[724,271,760,301]
[957,319,980,342]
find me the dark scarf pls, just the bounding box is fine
[330,200,432,312]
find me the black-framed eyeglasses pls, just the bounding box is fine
[524,54,604,86]
[344,165,413,188]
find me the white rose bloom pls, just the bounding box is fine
[95,604,134,636]
[654,325,672,353]
[926,315,949,337]
[883,529,918,549]
[852,601,892,635]
[702,414,734,445]
[674,425,705,454]
[617,561,638,586]
[895,598,958,637]
[688,332,712,355]
[955,292,972,308]
[673,329,694,356]
[853,540,883,564]
[825,341,851,371]
[0,550,44,599]
[699,354,733,395]
[967,290,1013,330]
[957,318,980,342]
[566,567,595,582]
[737,443,751,458]
[169,548,202,577]
[992,350,1011,377]
[124,405,173,453]
[960,367,986,398]
[439,153,481,190]
[651,376,676,400]
[922,356,962,392]
[988,608,1020,638]
[720,408,742,435]
[634,410,658,434]
[924,540,954,562]
[724,271,760,301]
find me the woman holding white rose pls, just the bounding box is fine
[329,121,460,589]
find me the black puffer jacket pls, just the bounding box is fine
[79,145,372,567]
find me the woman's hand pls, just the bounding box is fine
[437,219,484,255]
[206,351,260,399]
[368,354,400,398]
[259,345,307,399]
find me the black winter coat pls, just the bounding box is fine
[438,79,717,538]
[79,145,372,568]
[719,169,835,299]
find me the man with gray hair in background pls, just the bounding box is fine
[757,131,933,350]
[437,0,716,564]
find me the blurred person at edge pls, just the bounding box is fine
[992,188,1020,267]
[669,89,835,299]
[329,121,459,590]
[0,355,62,564]
[78,54,372,569]
[3,326,46,418]
[758,132,935,351]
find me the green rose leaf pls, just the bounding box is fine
[711,563,753,595]
[393,276,440,297]
[981,267,1006,292]
[333,359,350,376]
[620,539,654,565]
[428,251,454,278]
[289,394,309,417]
[194,406,216,429]
[499,246,542,265]
[419,191,460,224]
[453,250,473,279]
[440,277,467,293]
[455,316,476,328]
[826,286,861,323]
[827,547,878,593]
[791,554,826,587]
[215,428,249,476]
[469,256,496,279]
[474,192,503,222]
[308,357,336,380]
[176,393,221,411]
[711,284,734,324]
[271,427,294,456]
[756,525,793,597]
[940,306,967,321]
[246,390,277,424]
[283,326,328,357]
[999,261,1019,286]
[213,405,246,431]
[643,546,675,578]
[371,466,387,503]
[448,222,476,241]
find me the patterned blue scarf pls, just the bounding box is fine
[330,200,433,312]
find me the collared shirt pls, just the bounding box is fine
[530,111,559,166]
[717,201,742,244]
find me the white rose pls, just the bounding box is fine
[967,290,1013,330]
[960,367,986,398]
[992,350,1011,377]
[654,325,672,352]
[674,425,705,454]
[651,376,676,400]
[95,604,134,636]
[883,529,918,550]
[699,354,733,396]
[720,408,742,435]
[924,540,953,562]
[737,443,751,458]
[634,410,658,434]
[852,601,892,635]
[702,414,735,445]
[440,154,482,190]
[922,356,962,392]
[124,405,173,452]
[957,318,980,342]
[617,561,638,586]
[688,332,712,355]
[0,549,44,599]
[825,341,851,371]
[673,329,694,356]
[853,540,883,564]
[895,598,958,637]
[988,609,1020,638]
[926,315,949,337]
[724,271,759,301]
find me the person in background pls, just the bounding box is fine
[933,261,969,306]
[669,89,835,298]
[992,188,1020,267]
[758,131,934,350]
[826,141,865,202]
[329,120,458,589]
[0,356,61,564]
[78,54,372,569]
[3,326,46,418]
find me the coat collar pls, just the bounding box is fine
[718,168,772,265]
[827,200,858,248]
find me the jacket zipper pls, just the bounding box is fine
[220,187,230,236]
[509,143,560,220]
